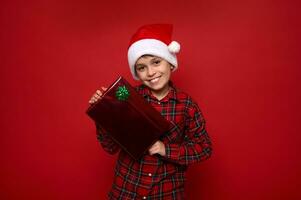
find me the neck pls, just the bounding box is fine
[151,85,170,101]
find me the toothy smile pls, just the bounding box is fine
[149,77,160,83]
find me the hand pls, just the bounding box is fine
[149,141,166,156]
[89,87,107,105]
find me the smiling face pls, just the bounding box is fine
[135,55,173,99]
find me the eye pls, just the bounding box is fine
[136,65,146,72]
[153,59,161,65]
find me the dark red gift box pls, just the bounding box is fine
[86,76,171,160]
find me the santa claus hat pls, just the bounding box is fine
[127,24,180,80]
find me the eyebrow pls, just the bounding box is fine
[150,57,161,61]
[135,63,146,69]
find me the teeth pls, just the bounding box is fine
[150,77,159,83]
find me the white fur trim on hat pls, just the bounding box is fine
[128,39,179,80]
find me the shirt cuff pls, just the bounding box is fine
[165,144,181,161]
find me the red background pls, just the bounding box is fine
[1,0,300,199]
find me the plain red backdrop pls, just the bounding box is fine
[1,0,300,199]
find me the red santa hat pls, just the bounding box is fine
[127,24,180,80]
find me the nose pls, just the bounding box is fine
[146,66,156,77]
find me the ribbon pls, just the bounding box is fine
[116,85,130,101]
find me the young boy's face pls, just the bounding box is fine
[135,55,172,95]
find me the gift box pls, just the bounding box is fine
[86,76,171,160]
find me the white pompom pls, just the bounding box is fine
[168,41,180,54]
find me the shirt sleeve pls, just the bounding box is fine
[164,102,212,166]
[95,123,120,155]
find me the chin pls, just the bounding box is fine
[146,84,161,91]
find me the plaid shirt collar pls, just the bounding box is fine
[137,81,179,103]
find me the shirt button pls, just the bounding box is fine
[148,173,152,177]
[143,196,147,199]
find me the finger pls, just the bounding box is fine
[149,144,157,151]
[149,149,158,155]
[148,146,155,154]
[91,97,98,103]
[149,149,155,155]
[93,95,99,99]
[95,91,102,96]
[149,147,158,154]
[94,94,102,99]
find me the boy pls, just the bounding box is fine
[89,24,212,199]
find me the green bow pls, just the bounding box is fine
[116,85,130,101]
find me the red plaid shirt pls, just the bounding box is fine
[96,83,212,200]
